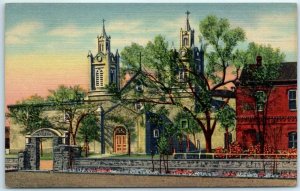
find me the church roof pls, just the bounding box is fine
[239,62,297,85]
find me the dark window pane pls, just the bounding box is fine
[289,90,296,99]
[288,132,297,148]
[289,100,296,110]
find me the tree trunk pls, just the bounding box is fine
[163,155,167,173]
[71,133,76,145]
[193,133,196,150]
[85,135,88,157]
[166,155,169,173]
[225,127,229,150]
[204,132,212,153]
[159,154,162,174]
[187,134,190,152]
[151,153,155,172]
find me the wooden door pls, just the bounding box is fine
[115,135,127,153]
[114,127,127,153]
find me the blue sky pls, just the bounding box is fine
[4,3,298,107]
[5,3,297,61]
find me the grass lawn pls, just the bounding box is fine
[85,153,163,159]
[5,153,53,160]
[5,154,18,158]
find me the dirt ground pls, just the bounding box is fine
[5,171,297,188]
[40,160,53,170]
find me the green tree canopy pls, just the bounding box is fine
[77,114,100,156]
[47,85,96,145]
[7,94,52,134]
[243,42,285,84]
[116,15,285,153]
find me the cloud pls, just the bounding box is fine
[234,12,297,53]
[5,21,43,45]
[48,24,85,37]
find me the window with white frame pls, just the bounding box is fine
[95,68,104,87]
[153,129,159,138]
[178,68,187,82]
[288,90,297,110]
[255,91,267,112]
[181,119,188,129]
[288,132,297,148]
[183,37,188,46]
[135,79,143,92]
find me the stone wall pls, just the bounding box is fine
[72,158,296,173]
[5,158,18,170]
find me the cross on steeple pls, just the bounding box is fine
[185,11,191,31]
[185,10,190,19]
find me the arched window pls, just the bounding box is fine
[95,69,100,87]
[288,132,297,148]
[95,68,104,87]
[183,37,188,46]
[100,69,103,87]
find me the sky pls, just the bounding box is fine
[4,3,298,107]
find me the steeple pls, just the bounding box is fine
[180,11,194,49]
[101,19,107,38]
[185,10,191,31]
[97,19,111,53]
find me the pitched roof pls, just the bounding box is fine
[239,62,297,85]
[277,62,297,81]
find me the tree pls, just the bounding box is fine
[157,134,171,173]
[173,111,201,152]
[7,94,52,134]
[239,43,285,154]
[77,114,100,157]
[47,85,96,145]
[116,15,245,152]
[216,105,235,150]
[7,94,53,156]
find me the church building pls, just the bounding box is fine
[8,12,235,155]
[82,12,233,155]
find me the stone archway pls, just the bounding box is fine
[18,128,81,171]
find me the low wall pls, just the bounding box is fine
[5,158,18,171]
[72,158,296,173]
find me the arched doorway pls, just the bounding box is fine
[24,128,66,170]
[113,126,127,153]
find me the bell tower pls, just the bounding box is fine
[98,19,111,53]
[87,19,120,100]
[180,11,195,49]
[178,11,204,82]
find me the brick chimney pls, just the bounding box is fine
[256,55,262,66]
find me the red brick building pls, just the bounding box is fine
[236,60,297,151]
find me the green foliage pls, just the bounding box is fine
[117,15,285,153]
[47,85,94,145]
[120,43,144,71]
[244,42,285,83]
[7,94,53,134]
[216,105,235,130]
[47,85,86,104]
[77,114,100,143]
[173,111,200,137]
[199,15,245,85]
[157,134,170,155]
